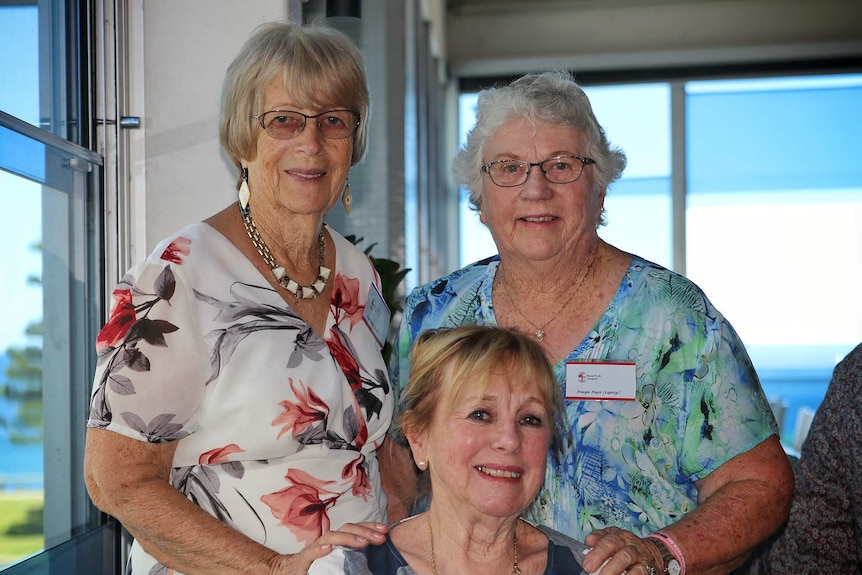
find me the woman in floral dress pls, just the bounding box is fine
[84,22,391,575]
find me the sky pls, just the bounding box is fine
[0,6,44,352]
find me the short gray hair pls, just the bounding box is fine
[452,71,627,219]
[219,22,370,188]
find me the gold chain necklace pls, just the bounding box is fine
[426,515,521,575]
[239,203,330,299]
[497,251,596,342]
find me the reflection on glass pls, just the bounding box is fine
[0,171,45,568]
[686,75,862,443]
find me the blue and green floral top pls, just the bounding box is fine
[390,254,778,541]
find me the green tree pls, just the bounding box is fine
[1,242,43,444]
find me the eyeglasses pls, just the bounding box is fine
[481,155,596,187]
[251,109,360,140]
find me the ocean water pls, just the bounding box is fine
[759,370,830,448]
[0,354,44,491]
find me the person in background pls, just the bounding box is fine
[741,343,862,574]
[84,22,392,575]
[310,326,593,575]
[380,70,793,575]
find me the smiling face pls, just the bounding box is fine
[243,78,354,218]
[479,117,604,264]
[407,365,553,521]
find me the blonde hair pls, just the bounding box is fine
[219,21,371,187]
[397,326,564,459]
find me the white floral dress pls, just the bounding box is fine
[87,223,392,575]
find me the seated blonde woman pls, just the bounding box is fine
[310,325,592,574]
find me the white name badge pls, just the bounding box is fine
[363,283,391,348]
[565,362,637,401]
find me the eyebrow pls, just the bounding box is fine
[488,151,577,161]
[462,393,547,407]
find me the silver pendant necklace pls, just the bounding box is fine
[498,251,596,342]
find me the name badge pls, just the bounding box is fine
[565,362,637,401]
[363,284,391,348]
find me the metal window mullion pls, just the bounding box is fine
[671,81,687,275]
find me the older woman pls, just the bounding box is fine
[381,71,793,575]
[84,22,392,575]
[311,326,592,575]
[742,343,862,574]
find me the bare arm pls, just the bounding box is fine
[84,428,387,575]
[378,435,419,523]
[582,435,794,575]
[681,434,794,572]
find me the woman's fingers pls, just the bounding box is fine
[326,521,389,545]
[268,523,390,574]
[581,527,660,575]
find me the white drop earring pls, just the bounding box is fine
[238,167,250,211]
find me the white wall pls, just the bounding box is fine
[132,0,289,257]
[130,0,414,271]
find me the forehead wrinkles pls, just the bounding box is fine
[262,73,346,111]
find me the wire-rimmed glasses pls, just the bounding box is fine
[481,155,596,187]
[251,109,360,140]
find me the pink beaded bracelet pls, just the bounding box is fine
[646,531,686,575]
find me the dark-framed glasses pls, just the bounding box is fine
[481,155,596,187]
[251,109,360,140]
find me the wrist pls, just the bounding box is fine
[645,531,685,575]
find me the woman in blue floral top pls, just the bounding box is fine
[380,71,793,575]
[84,23,391,575]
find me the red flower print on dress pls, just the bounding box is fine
[96,289,136,350]
[327,330,362,393]
[160,236,191,264]
[342,454,372,500]
[331,273,364,328]
[261,468,339,544]
[271,378,329,439]
[199,444,244,465]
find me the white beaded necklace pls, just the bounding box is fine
[239,202,330,299]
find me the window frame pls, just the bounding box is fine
[0,0,113,571]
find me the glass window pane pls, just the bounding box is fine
[0,169,46,569]
[0,124,103,569]
[686,75,862,443]
[1,0,119,571]
[587,84,672,269]
[458,93,497,265]
[0,2,78,141]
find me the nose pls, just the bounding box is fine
[491,419,522,453]
[293,120,326,154]
[519,166,553,200]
